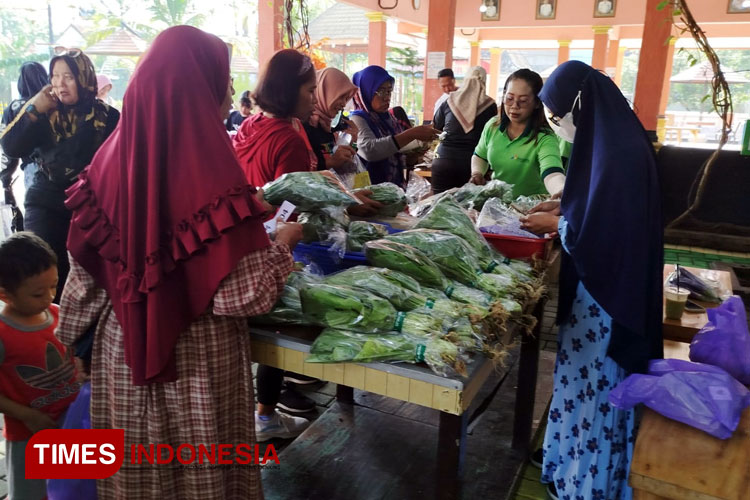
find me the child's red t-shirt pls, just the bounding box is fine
[0,305,80,440]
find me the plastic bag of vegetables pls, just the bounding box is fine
[355,183,408,217]
[408,188,458,218]
[414,197,502,271]
[385,229,484,285]
[364,239,449,291]
[666,265,722,303]
[263,171,360,211]
[300,284,443,336]
[347,221,389,252]
[307,329,469,377]
[252,268,322,324]
[476,197,541,239]
[298,208,350,243]
[325,266,427,310]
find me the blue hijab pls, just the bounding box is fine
[540,61,663,373]
[351,65,405,186]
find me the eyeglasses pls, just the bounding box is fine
[374,87,393,98]
[54,46,82,57]
[502,94,532,108]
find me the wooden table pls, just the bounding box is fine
[662,264,733,343]
[631,407,750,500]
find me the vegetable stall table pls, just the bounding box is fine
[662,264,732,343]
[247,266,552,496]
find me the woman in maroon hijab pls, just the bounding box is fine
[56,26,301,499]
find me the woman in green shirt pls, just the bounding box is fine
[471,69,565,198]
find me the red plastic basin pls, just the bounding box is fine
[482,232,551,260]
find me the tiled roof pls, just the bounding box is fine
[85,28,147,56]
[309,3,369,43]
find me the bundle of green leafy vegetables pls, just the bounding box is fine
[364,239,449,290]
[263,171,359,211]
[346,221,389,252]
[452,180,515,211]
[306,329,467,377]
[324,266,427,311]
[385,229,483,285]
[252,269,322,324]
[299,284,443,336]
[355,183,408,217]
[298,209,350,243]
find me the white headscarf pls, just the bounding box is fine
[447,66,496,133]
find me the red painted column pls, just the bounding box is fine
[422,0,457,120]
[557,40,571,65]
[606,38,620,75]
[365,12,388,67]
[633,0,674,136]
[591,26,611,70]
[258,0,283,68]
[470,41,481,67]
[488,48,503,102]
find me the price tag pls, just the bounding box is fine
[263,201,296,233]
[353,171,372,189]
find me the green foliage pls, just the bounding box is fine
[149,0,207,29]
[387,46,424,120]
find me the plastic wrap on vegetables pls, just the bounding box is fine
[414,197,502,271]
[476,197,542,239]
[325,266,427,311]
[512,194,549,214]
[406,171,432,203]
[347,221,389,252]
[385,229,483,285]
[306,329,469,377]
[355,183,408,217]
[300,284,397,333]
[252,268,323,325]
[452,180,514,211]
[364,239,449,291]
[298,208,350,243]
[666,265,722,303]
[263,171,360,211]
[408,188,458,218]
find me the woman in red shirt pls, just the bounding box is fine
[233,49,317,187]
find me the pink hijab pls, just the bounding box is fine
[309,67,357,132]
[65,26,270,385]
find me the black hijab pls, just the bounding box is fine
[17,62,48,100]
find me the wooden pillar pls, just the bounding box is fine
[606,38,619,76]
[614,45,626,87]
[488,48,503,102]
[422,0,457,120]
[656,37,678,142]
[258,0,283,68]
[633,0,674,138]
[470,41,481,67]
[365,11,388,67]
[591,25,611,70]
[557,40,571,65]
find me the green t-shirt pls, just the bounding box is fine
[474,116,563,197]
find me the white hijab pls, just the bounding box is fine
[447,66,496,133]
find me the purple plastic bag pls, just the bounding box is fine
[689,296,750,385]
[608,359,750,439]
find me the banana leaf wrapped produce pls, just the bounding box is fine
[263,171,360,211]
[306,329,468,377]
[364,239,449,291]
[414,197,501,271]
[385,229,483,285]
[355,183,408,217]
[298,208,350,243]
[347,221,389,252]
[325,266,427,311]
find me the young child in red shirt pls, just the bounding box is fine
[0,232,80,500]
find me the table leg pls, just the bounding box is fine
[511,298,546,453]
[336,384,354,404]
[437,410,468,499]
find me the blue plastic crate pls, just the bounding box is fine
[292,221,400,275]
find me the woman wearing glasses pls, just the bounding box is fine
[350,65,438,188]
[0,48,119,301]
[471,68,565,198]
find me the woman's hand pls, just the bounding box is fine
[409,125,440,142]
[27,84,57,115]
[254,188,274,216]
[327,145,356,169]
[275,221,303,249]
[519,212,560,235]
[470,172,487,186]
[342,117,359,142]
[528,199,561,215]
[347,190,384,217]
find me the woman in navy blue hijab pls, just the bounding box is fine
[521,61,663,500]
[349,65,437,187]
